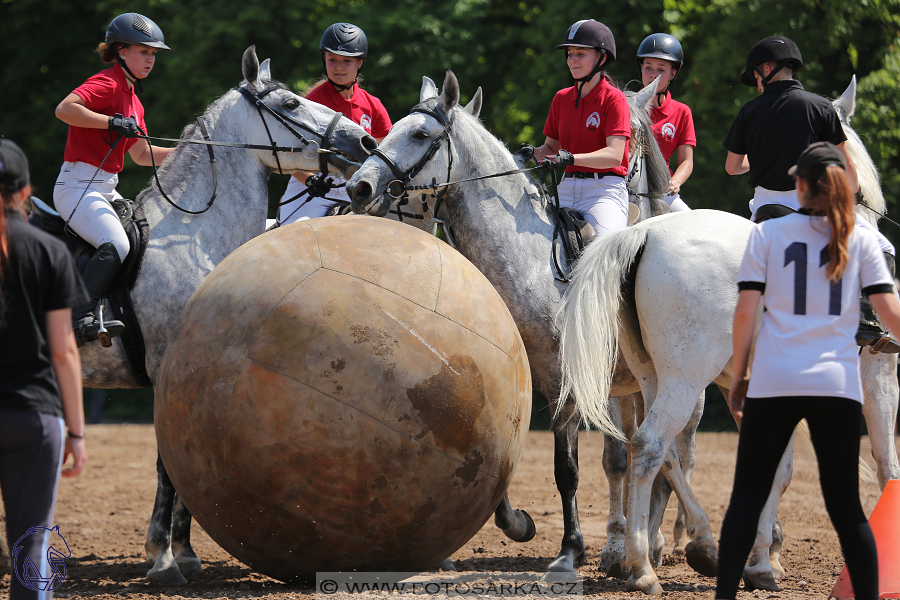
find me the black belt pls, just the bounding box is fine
[563,171,623,180]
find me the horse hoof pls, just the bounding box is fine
[685,539,718,578]
[147,564,188,586]
[176,555,203,579]
[503,510,536,543]
[743,569,781,592]
[598,539,625,578]
[544,554,577,576]
[436,558,457,572]
[625,573,662,595]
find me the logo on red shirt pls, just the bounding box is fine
[661,122,676,141]
[360,114,372,133]
[585,112,601,131]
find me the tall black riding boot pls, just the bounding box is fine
[856,252,899,354]
[72,242,125,348]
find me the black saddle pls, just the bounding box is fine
[28,197,152,386]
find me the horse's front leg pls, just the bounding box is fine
[544,395,585,575]
[671,391,704,556]
[599,396,629,578]
[743,431,794,591]
[860,351,900,487]
[494,493,536,542]
[171,496,202,578]
[145,453,188,585]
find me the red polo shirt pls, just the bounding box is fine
[63,63,147,174]
[306,82,392,139]
[543,77,630,176]
[649,92,696,175]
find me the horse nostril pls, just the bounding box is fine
[352,181,372,202]
[361,135,377,153]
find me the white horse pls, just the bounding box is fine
[554,83,900,593]
[348,71,718,581]
[59,46,375,584]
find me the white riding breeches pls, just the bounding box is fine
[663,192,691,212]
[53,161,129,262]
[748,187,800,218]
[278,176,348,225]
[556,176,629,237]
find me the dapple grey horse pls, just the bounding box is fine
[75,46,375,584]
[348,71,722,583]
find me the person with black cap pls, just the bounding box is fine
[53,13,174,347]
[277,22,392,224]
[637,33,695,212]
[717,141,899,600]
[519,19,631,237]
[1,139,89,600]
[723,35,898,352]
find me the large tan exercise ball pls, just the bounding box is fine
[155,215,531,582]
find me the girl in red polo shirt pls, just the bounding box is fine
[528,19,631,237]
[278,23,392,225]
[637,33,696,212]
[53,13,175,347]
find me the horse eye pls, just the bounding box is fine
[284,98,300,110]
[412,130,429,141]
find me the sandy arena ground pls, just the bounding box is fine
[1,425,895,599]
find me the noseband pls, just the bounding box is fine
[369,104,454,225]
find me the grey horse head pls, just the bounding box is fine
[239,46,376,177]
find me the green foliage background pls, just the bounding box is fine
[3,0,898,428]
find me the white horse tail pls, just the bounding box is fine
[555,225,650,440]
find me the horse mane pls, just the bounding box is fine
[623,89,671,208]
[841,121,886,226]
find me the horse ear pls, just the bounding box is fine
[242,46,261,89]
[259,58,272,82]
[464,87,483,117]
[440,70,460,111]
[420,76,439,102]
[833,75,857,124]
[631,75,660,114]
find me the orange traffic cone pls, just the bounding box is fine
[830,479,900,599]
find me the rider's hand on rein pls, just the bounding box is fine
[109,114,142,139]
[540,149,575,170]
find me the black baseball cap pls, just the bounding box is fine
[0,139,30,193]
[788,142,846,180]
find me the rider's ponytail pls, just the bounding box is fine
[96,41,126,64]
[802,165,854,281]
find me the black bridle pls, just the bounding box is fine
[368,104,455,226]
[129,83,347,215]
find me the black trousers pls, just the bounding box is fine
[0,408,65,600]
[715,396,878,600]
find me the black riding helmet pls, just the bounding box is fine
[320,22,368,92]
[106,13,170,50]
[740,36,803,87]
[320,22,368,58]
[557,19,616,107]
[637,33,683,73]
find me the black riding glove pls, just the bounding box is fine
[540,149,575,169]
[108,114,141,138]
[515,143,535,163]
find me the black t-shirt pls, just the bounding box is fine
[723,80,847,191]
[0,210,88,417]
